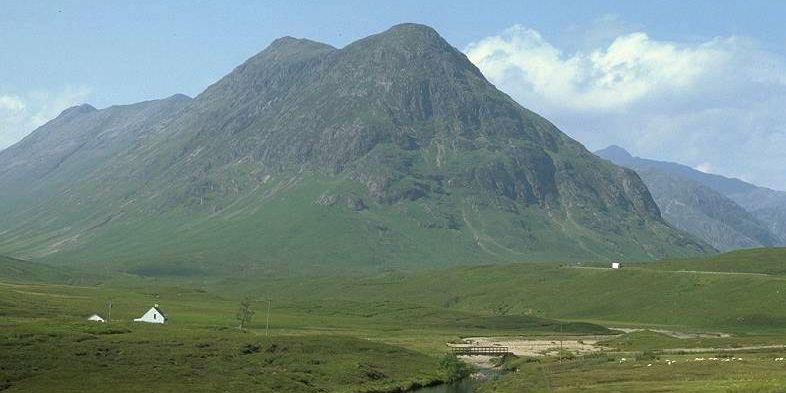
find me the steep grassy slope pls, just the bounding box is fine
[0,171,706,276]
[0,255,99,284]
[0,24,710,273]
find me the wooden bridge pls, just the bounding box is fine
[450,346,511,355]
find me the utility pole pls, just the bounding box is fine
[265,298,271,336]
[107,300,112,322]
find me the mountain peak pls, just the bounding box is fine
[385,22,441,36]
[339,22,482,81]
[360,22,448,49]
[0,24,712,272]
[166,93,191,102]
[600,145,632,156]
[234,36,336,71]
[596,145,635,163]
[58,103,97,118]
[265,36,336,53]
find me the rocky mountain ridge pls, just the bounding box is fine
[0,24,711,276]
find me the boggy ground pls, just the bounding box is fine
[6,248,786,392]
[0,277,606,393]
[472,329,786,392]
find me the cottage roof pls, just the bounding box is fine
[151,304,168,319]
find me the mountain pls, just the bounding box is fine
[0,24,711,276]
[0,95,191,215]
[596,145,783,250]
[0,255,98,284]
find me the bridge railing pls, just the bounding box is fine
[450,346,511,355]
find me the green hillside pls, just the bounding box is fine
[0,255,99,284]
[0,171,709,277]
[0,24,710,274]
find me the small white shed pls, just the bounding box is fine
[133,304,167,324]
[611,262,621,269]
[87,314,105,323]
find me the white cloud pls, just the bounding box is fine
[0,95,26,113]
[0,86,91,149]
[465,25,786,190]
[465,25,730,111]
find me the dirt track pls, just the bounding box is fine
[611,328,731,338]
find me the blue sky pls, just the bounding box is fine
[2,1,786,189]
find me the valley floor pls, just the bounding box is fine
[4,248,786,392]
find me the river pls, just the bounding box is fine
[410,354,502,393]
[410,379,474,393]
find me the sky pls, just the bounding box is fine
[2,0,786,189]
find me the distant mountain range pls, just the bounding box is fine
[0,24,711,277]
[596,145,786,251]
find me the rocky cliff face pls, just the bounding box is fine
[0,24,710,275]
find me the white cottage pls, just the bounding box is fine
[87,314,105,322]
[133,304,167,324]
[611,262,621,269]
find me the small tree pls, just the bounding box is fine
[237,297,255,330]
[493,303,512,316]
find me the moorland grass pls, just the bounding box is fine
[0,275,605,392]
[5,248,786,392]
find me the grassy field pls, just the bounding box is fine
[479,349,786,392]
[229,248,786,333]
[4,248,786,392]
[1,320,444,393]
[0,270,609,392]
[644,247,786,275]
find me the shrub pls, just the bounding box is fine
[556,350,575,360]
[439,354,472,382]
[637,350,659,361]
